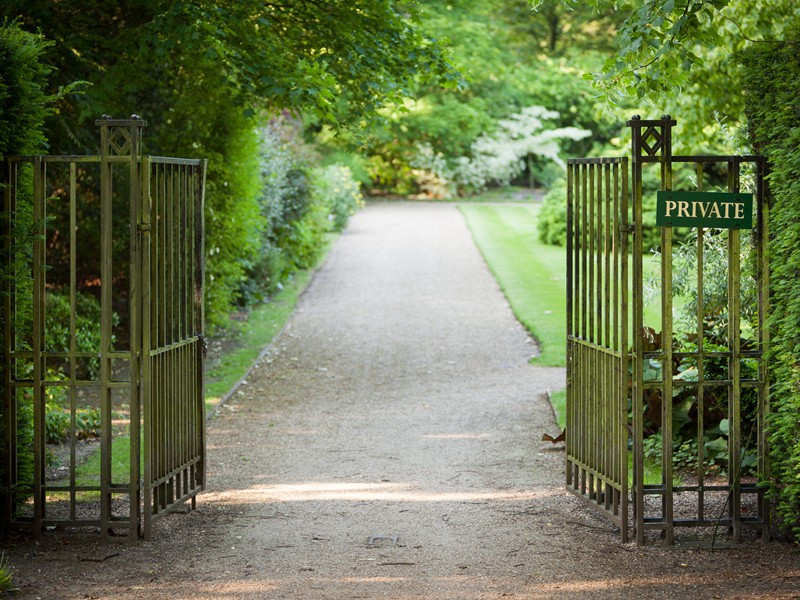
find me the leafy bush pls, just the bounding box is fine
[738,33,800,541]
[311,165,364,232]
[412,106,590,196]
[243,114,363,304]
[45,291,104,376]
[0,20,53,511]
[537,178,568,246]
[45,403,101,445]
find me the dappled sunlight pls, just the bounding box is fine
[422,432,491,439]
[203,481,561,505]
[521,568,800,595]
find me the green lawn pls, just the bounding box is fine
[460,204,568,367]
[460,203,669,369]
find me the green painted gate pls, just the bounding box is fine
[566,116,770,545]
[1,117,207,539]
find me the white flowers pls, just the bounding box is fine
[413,106,591,195]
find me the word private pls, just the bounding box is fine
[656,190,753,229]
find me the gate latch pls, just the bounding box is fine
[619,224,635,234]
[196,332,208,357]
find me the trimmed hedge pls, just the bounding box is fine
[738,35,800,541]
[0,20,53,503]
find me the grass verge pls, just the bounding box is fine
[459,202,670,368]
[204,267,316,414]
[460,203,567,367]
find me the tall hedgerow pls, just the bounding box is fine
[737,34,800,541]
[0,20,53,508]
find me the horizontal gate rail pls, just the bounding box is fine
[566,155,629,542]
[1,116,206,539]
[566,115,769,545]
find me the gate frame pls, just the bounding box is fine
[566,115,770,545]
[1,117,207,539]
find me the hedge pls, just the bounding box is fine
[738,34,800,542]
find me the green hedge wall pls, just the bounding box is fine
[738,35,800,542]
[0,20,53,507]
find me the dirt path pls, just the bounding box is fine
[6,201,800,599]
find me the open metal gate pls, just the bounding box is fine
[1,117,206,539]
[566,116,769,545]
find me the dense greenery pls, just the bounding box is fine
[0,1,443,328]
[737,35,800,540]
[2,0,800,544]
[0,20,54,507]
[349,0,625,196]
[589,0,800,542]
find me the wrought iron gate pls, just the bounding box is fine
[566,116,769,545]
[1,117,207,539]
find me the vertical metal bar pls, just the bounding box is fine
[604,164,612,506]
[32,157,45,536]
[196,160,207,489]
[98,126,113,537]
[619,157,629,543]
[141,157,152,540]
[605,164,612,351]
[589,165,595,344]
[629,117,646,545]
[661,118,674,545]
[581,164,588,341]
[695,163,706,522]
[69,162,78,520]
[566,163,573,488]
[128,127,142,537]
[728,158,742,542]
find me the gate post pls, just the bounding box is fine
[96,115,147,538]
[627,115,676,544]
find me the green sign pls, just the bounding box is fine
[656,191,753,229]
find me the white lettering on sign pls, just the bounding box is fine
[666,201,747,221]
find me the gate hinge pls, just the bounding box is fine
[138,223,152,232]
[619,224,635,234]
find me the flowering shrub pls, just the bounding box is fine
[311,165,364,232]
[412,106,591,196]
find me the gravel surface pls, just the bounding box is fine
[4,200,800,599]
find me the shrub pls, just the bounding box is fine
[738,34,800,541]
[0,20,53,511]
[45,403,101,445]
[413,106,591,196]
[311,165,364,232]
[537,178,568,246]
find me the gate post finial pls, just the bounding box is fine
[95,115,147,158]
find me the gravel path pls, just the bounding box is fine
[6,201,800,599]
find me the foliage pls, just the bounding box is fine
[354,0,623,195]
[311,165,364,232]
[45,291,104,376]
[2,1,447,329]
[738,33,800,541]
[412,107,590,196]
[45,403,101,445]
[537,179,568,246]
[0,19,53,510]
[0,552,15,595]
[0,19,51,159]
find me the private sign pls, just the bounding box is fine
[656,190,753,229]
